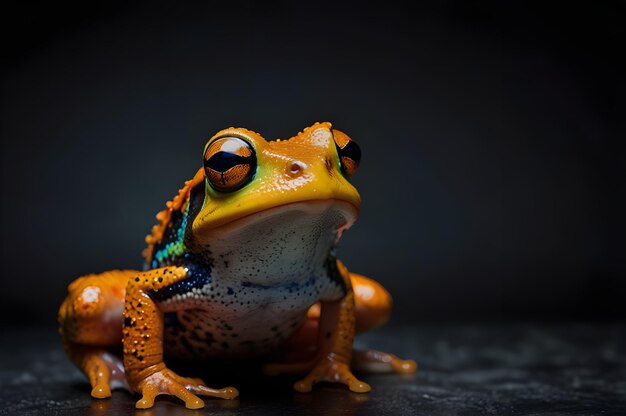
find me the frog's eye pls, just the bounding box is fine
[332,129,361,177]
[203,136,256,192]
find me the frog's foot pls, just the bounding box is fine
[134,366,238,409]
[64,345,128,399]
[352,349,417,374]
[264,354,371,394]
[86,351,129,398]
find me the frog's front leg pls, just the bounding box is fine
[298,289,372,393]
[123,266,238,409]
[265,264,370,393]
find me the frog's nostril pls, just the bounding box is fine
[287,162,305,177]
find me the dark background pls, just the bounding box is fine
[1,1,624,327]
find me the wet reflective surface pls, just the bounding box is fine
[1,324,625,415]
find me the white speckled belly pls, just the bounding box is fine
[163,200,353,358]
[164,279,326,358]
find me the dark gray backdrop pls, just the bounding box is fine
[2,1,624,326]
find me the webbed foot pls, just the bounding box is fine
[135,366,238,409]
[264,353,371,394]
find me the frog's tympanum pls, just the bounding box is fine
[58,122,416,409]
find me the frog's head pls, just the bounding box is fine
[191,122,361,255]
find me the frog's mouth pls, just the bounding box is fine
[206,199,357,238]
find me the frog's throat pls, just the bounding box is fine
[198,199,357,285]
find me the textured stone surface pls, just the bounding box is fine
[1,324,624,415]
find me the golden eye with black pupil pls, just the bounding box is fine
[332,129,361,177]
[203,137,256,192]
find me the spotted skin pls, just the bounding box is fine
[264,262,366,391]
[122,266,188,384]
[58,122,416,409]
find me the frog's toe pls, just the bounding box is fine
[191,385,239,400]
[135,384,158,409]
[174,375,239,400]
[293,380,313,393]
[86,357,110,398]
[90,384,111,399]
[348,380,372,393]
[351,349,418,374]
[391,357,417,374]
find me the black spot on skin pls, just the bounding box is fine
[137,355,144,361]
[123,317,133,327]
[227,287,234,295]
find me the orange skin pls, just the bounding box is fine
[59,123,416,409]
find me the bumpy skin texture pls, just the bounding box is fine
[59,122,416,409]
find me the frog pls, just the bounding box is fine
[58,122,417,409]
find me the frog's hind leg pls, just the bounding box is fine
[58,270,137,398]
[350,273,417,374]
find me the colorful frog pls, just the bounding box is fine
[58,122,416,409]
